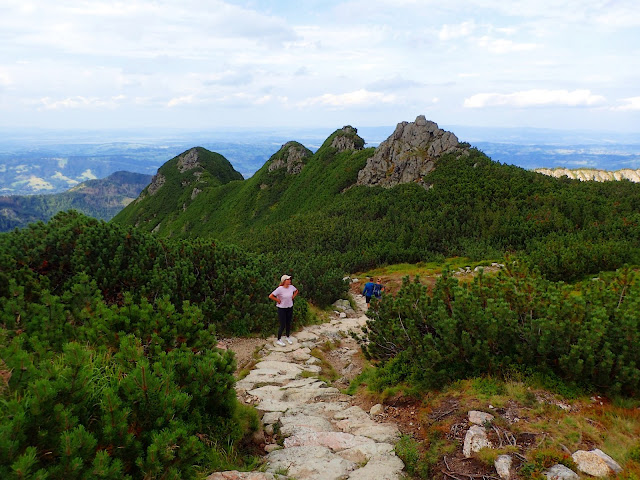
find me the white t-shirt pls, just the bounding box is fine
[271,285,298,308]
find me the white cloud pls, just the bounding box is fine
[464,89,606,108]
[297,90,397,109]
[476,36,538,54]
[167,95,196,108]
[613,96,640,111]
[438,21,476,41]
[38,95,125,110]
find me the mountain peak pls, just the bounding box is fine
[357,115,467,188]
[267,141,313,175]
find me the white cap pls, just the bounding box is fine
[280,274,291,283]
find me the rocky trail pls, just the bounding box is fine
[209,294,405,480]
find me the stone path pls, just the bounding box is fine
[210,295,405,480]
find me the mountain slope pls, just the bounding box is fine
[112,146,244,230]
[0,170,151,232]
[113,117,640,278]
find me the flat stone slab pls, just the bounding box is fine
[353,424,400,443]
[338,443,395,464]
[266,445,356,480]
[347,453,404,480]
[334,406,370,421]
[285,402,351,417]
[295,331,320,342]
[236,368,298,390]
[256,361,303,373]
[262,411,283,425]
[284,431,375,451]
[256,399,298,413]
[207,472,278,480]
[280,415,335,436]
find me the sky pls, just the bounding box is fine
[1,0,639,132]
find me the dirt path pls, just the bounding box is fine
[209,294,405,480]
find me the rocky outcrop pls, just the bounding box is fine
[146,172,166,196]
[329,126,364,153]
[268,142,313,175]
[357,115,465,188]
[535,167,640,183]
[177,148,201,173]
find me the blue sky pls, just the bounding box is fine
[1,0,639,131]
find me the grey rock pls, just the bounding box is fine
[280,415,335,436]
[338,443,395,463]
[207,471,277,480]
[494,454,512,480]
[264,444,282,453]
[268,142,312,175]
[266,445,357,480]
[370,404,384,415]
[147,173,166,195]
[352,424,400,443]
[544,464,579,480]
[357,115,466,188]
[177,148,200,172]
[347,453,404,479]
[572,449,622,477]
[284,431,375,451]
[468,410,494,425]
[463,425,492,457]
[329,126,364,153]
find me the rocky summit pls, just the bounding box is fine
[357,115,467,188]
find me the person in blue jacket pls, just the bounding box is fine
[373,277,384,300]
[362,277,375,308]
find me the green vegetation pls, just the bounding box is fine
[114,141,640,283]
[0,210,338,479]
[360,263,640,396]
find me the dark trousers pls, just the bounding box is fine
[277,307,293,339]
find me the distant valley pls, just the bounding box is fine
[0,171,151,232]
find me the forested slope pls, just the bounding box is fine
[114,127,640,281]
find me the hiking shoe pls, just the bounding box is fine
[276,339,286,347]
[285,336,293,345]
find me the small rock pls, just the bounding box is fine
[207,471,277,480]
[544,464,579,480]
[494,454,512,480]
[370,404,384,415]
[264,424,274,435]
[572,449,622,477]
[264,444,282,453]
[463,425,492,458]
[468,410,495,425]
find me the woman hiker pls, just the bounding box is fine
[269,274,299,346]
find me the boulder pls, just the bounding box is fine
[468,410,495,425]
[572,449,622,477]
[370,404,384,415]
[207,472,277,480]
[463,425,492,458]
[494,454,512,480]
[544,464,579,480]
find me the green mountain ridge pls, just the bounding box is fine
[114,117,640,280]
[0,170,152,232]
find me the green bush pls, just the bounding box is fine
[361,264,640,396]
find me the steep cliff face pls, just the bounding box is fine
[356,115,467,188]
[535,167,640,183]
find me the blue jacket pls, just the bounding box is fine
[362,282,375,296]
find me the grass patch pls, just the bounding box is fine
[310,347,339,384]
